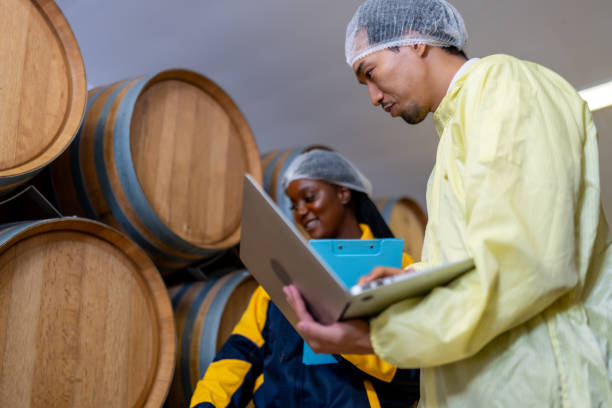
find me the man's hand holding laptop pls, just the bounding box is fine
[283,265,414,354]
[283,284,375,355]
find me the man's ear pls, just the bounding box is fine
[414,43,428,58]
[337,186,352,205]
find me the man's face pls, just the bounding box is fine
[352,44,431,125]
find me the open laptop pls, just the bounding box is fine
[240,174,474,326]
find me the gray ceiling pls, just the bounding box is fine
[55,0,612,215]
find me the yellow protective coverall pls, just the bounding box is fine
[370,54,612,407]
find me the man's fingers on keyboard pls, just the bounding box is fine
[357,266,392,285]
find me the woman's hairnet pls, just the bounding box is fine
[345,0,468,66]
[281,149,373,196]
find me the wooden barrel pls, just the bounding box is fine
[0,217,175,407]
[166,270,259,407]
[0,0,86,194]
[375,197,427,261]
[49,70,262,272]
[261,145,332,225]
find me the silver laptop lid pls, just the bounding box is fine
[239,174,351,326]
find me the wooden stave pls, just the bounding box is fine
[50,87,106,220]
[96,77,206,270]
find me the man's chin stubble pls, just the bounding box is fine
[401,109,428,124]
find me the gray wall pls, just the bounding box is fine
[56,0,612,217]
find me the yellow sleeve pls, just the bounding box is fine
[402,253,415,269]
[370,59,584,368]
[231,286,270,347]
[340,353,397,382]
[190,286,270,407]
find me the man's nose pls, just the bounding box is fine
[367,82,383,106]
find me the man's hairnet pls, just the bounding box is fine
[345,0,468,66]
[281,149,373,196]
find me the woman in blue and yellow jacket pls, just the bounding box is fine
[191,150,419,408]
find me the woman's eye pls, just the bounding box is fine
[304,195,315,203]
[366,69,373,79]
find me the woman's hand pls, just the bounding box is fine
[283,285,374,354]
[357,266,412,285]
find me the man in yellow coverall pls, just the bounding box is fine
[284,0,612,406]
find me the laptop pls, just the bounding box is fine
[239,174,474,326]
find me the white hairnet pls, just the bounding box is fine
[345,0,468,66]
[281,149,373,196]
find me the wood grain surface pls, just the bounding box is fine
[0,0,86,186]
[0,218,175,407]
[130,73,256,247]
[375,197,427,261]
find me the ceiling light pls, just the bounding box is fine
[579,80,612,112]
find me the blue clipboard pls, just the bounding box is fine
[302,238,404,365]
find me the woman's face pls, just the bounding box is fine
[285,179,350,239]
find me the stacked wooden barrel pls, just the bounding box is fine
[50,69,263,272]
[375,196,427,261]
[0,0,86,195]
[166,270,259,407]
[0,218,175,407]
